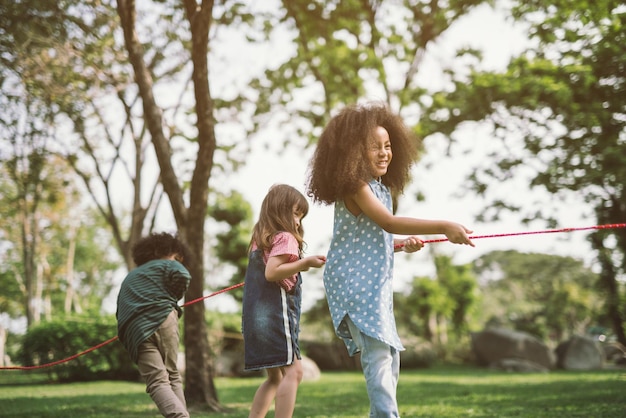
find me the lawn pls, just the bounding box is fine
[1,365,625,417]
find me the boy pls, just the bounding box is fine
[116,232,191,418]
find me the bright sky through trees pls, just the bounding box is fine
[209,3,592,312]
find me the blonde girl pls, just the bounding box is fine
[242,184,327,418]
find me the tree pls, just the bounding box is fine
[113,0,499,407]
[424,1,626,344]
[1,0,257,408]
[208,191,253,302]
[116,0,223,409]
[249,0,493,142]
[0,105,52,327]
[0,153,118,325]
[472,250,603,342]
[399,275,451,342]
[396,255,477,346]
[1,0,526,409]
[434,255,477,339]
[0,0,174,268]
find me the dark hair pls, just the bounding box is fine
[251,184,308,253]
[131,232,190,267]
[306,102,419,204]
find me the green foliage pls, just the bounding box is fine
[396,255,478,348]
[0,149,120,323]
[473,250,602,341]
[19,316,137,382]
[248,0,494,145]
[300,296,337,342]
[399,275,450,338]
[426,1,626,221]
[434,256,478,335]
[424,0,626,345]
[205,310,241,335]
[207,191,254,302]
[0,0,123,325]
[0,269,22,317]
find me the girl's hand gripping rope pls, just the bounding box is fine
[399,236,424,253]
[444,222,475,247]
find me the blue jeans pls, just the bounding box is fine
[346,316,400,418]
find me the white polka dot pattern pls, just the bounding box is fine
[323,179,404,353]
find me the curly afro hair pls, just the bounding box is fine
[306,102,419,204]
[131,232,191,268]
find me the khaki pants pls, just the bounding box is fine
[137,309,189,418]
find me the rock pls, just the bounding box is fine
[489,358,549,373]
[471,327,553,370]
[602,342,626,364]
[303,340,361,371]
[301,356,321,381]
[555,335,604,370]
[400,336,437,369]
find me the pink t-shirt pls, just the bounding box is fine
[252,232,300,292]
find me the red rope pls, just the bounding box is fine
[0,283,245,371]
[182,282,244,307]
[394,223,626,249]
[3,223,624,371]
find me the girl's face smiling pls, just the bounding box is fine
[368,126,392,178]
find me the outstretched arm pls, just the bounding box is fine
[349,182,475,247]
[265,254,327,282]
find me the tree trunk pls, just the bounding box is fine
[117,0,221,410]
[64,228,82,314]
[0,326,6,366]
[590,232,626,346]
[182,226,221,410]
[438,316,448,346]
[180,0,220,408]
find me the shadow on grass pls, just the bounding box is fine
[3,392,154,418]
[396,370,626,417]
[293,369,626,418]
[2,368,625,417]
[0,371,53,387]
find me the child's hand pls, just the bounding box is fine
[402,236,424,253]
[301,255,327,271]
[445,223,475,247]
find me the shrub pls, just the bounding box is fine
[20,316,138,382]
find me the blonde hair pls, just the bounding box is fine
[250,184,308,253]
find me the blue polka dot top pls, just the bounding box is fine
[323,178,404,354]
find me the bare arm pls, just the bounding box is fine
[348,182,475,247]
[265,254,327,282]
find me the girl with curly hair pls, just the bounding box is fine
[306,102,474,417]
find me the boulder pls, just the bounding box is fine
[400,336,437,369]
[303,340,361,371]
[555,335,604,370]
[471,327,553,370]
[300,355,321,381]
[215,348,262,377]
[603,342,626,365]
[489,358,549,373]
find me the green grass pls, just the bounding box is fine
[1,365,625,417]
